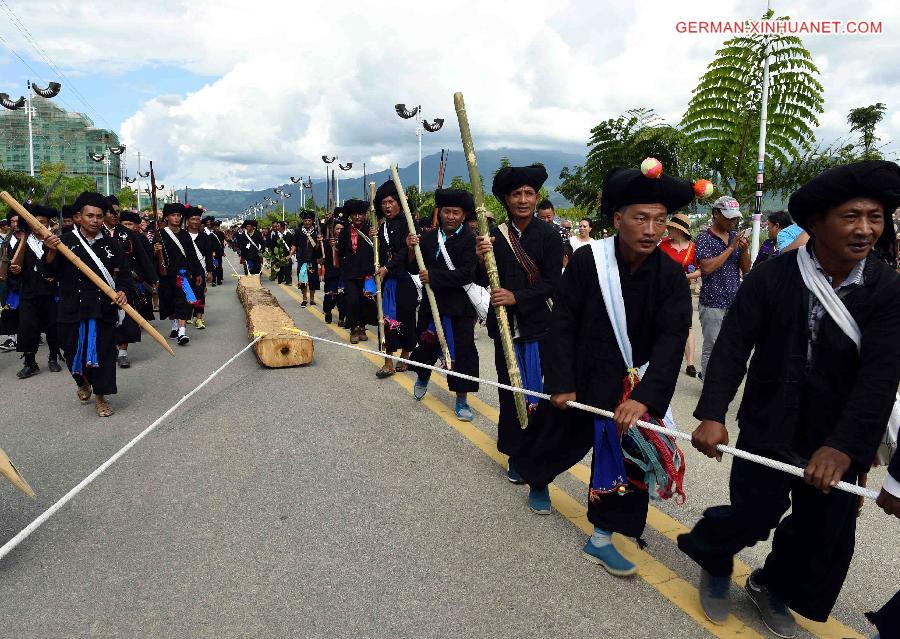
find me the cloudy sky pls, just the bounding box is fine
[1,0,897,190]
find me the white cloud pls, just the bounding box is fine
[3,0,900,187]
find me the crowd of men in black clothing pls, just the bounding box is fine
[0,194,226,417]
[230,162,900,639]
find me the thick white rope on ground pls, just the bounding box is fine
[304,331,879,500]
[0,335,265,562]
[224,253,240,277]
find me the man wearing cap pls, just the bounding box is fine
[186,207,214,330]
[695,195,751,380]
[290,213,322,304]
[42,192,130,417]
[154,203,204,346]
[333,199,375,343]
[678,161,900,636]
[474,164,563,509]
[11,204,63,378]
[406,188,480,421]
[235,219,264,275]
[512,165,693,576]
[373,180,419,378]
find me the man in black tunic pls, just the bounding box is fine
[120,210,157,323]
[333,199,375,344]
[186,206,214,329]
[513,166,693,576]
[321,211,345,325]
[109,209,157,368]
[678,160,900,636]
[474,164,563,511]
[204,216,226,286]
[405,188,479,420]
[42,192,130,417]
[373,180,419,378]
[235,219,264,275]
[291,211,322,306]
[153,203,204,346]
[13,204,62,378]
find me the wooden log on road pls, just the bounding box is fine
[236,275,313,368]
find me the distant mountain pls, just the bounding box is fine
[187,148,587,216]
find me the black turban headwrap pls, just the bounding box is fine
[491,165,548,202]
[343,199,369,216]
[24,203,58,220]
[789,159,900,264]
[300,209,316,220]
[120,211,141,223]
[374,180,400,218]
[599,168,694,219]
[72,191,111,214]
[242,219,258,228]
[185,206,203,219]
[435,188,475,216]
[60,204,74,219]
[107,195,120,207]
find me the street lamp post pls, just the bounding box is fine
[337,162,352,205]
[322,156,336,212]
[0,81,62,177]
[88,144,126,196]
[395,103,444,194]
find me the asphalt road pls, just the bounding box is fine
[0,256,895,638]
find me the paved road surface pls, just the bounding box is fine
[0,256,895,638]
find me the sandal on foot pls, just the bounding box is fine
[95,399,114,417]
[376,366,395,379]
[394,363,408,373]
[77,384,92,403]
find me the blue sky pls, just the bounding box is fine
[1,0,898,191]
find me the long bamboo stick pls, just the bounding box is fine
[0,445,34,497]
[1,191,175,356]
[453,92,528,428]
[390,165,452,368]
[368,181,386,352]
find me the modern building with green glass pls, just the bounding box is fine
[0,95,122,195]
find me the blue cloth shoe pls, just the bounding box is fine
[455,401,474,422]
[506,460,525,484]
[581,539,637,577]
[527,486,551,514]
[413,378,428,401]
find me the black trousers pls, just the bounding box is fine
[277,262,292,284]
[677,437,858,622]
[158,275,192,320]
[16,295,59,354]
[299,261,320,291]
[868,590,900,639]
[512,402,650,538]
[323,278,344,318]
[494,336,547,457]
[409,313,479,393]
[58,319,117,395]
[343,279,365,329]
[191,274,207,315]
[213,263,224,285]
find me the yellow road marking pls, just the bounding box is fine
[277,283,862,639]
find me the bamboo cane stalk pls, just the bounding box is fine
[453,92,528,428]
[389,165,452,368]
[1,191,175,356]
[368,181,386,352]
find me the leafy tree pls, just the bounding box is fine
[680,12,824,203]
[557,108,706,221]
[847,102,887,159]
[117,186,137,209]
[767,139,861,198]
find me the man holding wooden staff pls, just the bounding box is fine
[373,180,419,379]
[474,164,563,512]
[154,203,204,346]
[41,192,131,418]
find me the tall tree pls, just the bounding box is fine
[680,12,824,203]
[847,102,887,159]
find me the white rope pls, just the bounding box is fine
[304,332,879,500]
[0,335,264,561]
[224,252,240,277]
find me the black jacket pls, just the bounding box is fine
[112,224,157,286]
[477,218,563,342]
[543,238,691,418]
[43,229,132,324]
[695,250,900,469]
[157,227,204,278]
[234,229,264,263]
[410,226,477,318]
[379,215,416,276]
[336,223,374,280]
[19,235,59,299]
[292,228,322,264]
[189,231,214,274]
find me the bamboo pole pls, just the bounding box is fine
[453,92,528,428]
[367,181,386,352]
[1,191,175,356]
[0,446,34,497]
[389,165,452,368]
